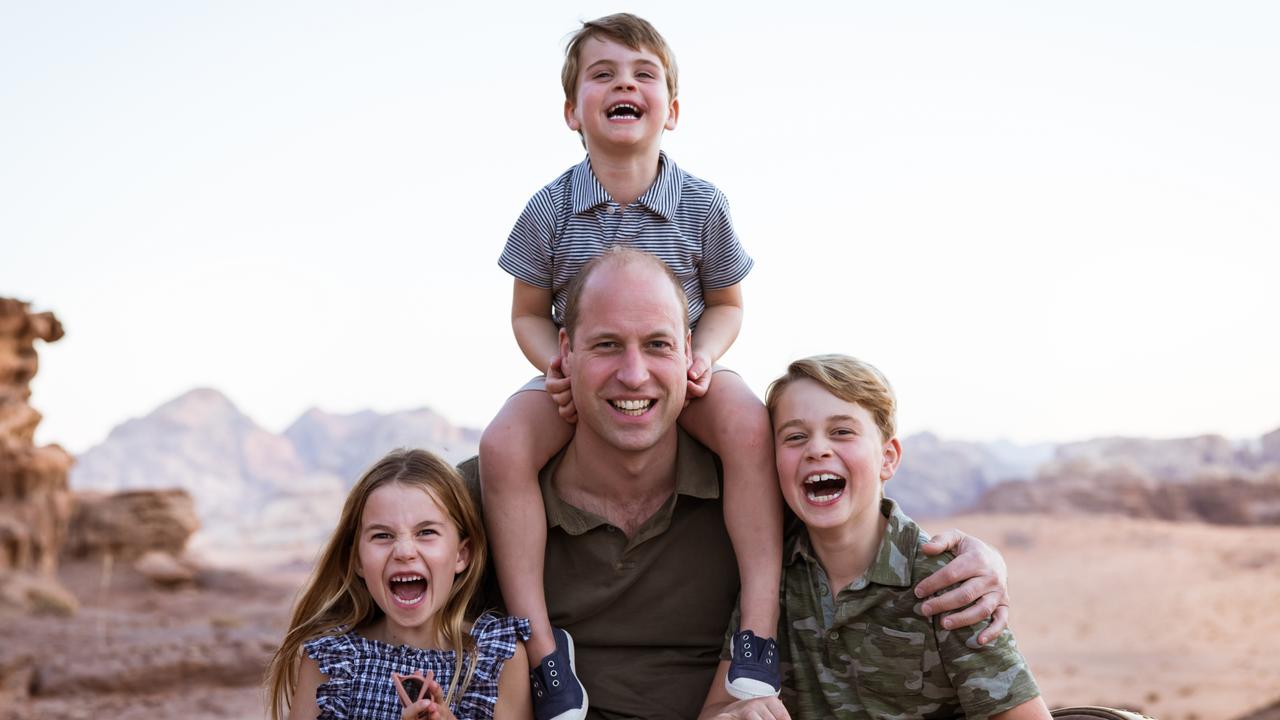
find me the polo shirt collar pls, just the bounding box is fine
[785,497,916,589]
[568,152,681,221]
[540,428,719,535]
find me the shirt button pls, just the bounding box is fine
[828,631,839,641]
[607,206,617,214]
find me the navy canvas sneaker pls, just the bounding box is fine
[725,629,782,700]
[530,627,588,720]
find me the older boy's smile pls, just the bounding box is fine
[803,472,847,504]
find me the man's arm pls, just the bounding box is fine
[915,530,1010,645]
[697,661,790,720]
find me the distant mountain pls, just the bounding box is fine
[888,432,1053,518]
[285,406,481,481]
[70,389,481,564]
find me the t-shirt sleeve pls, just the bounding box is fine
[498,188,559,289]
[927,557,1041,718]
[303,633,354,720]
[699,190,753,290]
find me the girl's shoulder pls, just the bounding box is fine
[468,611,532,661]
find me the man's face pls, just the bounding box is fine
[560,261,691,454]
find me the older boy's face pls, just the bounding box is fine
[772,379,901,533]
[565,36,678,154]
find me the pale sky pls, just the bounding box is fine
[4,1,1278,454]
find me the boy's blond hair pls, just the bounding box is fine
[561,13,679,105]
[766,355,898,442]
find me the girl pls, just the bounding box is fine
[266,448,532,720]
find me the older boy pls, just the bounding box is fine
[479,14,784,720]
[704,355,1050,719]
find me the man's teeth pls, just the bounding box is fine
[611,399,653,416]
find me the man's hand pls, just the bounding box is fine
[916,529,1010,645]
[708,697,790,720]
[546,355,577,424]
[687,351,714,400]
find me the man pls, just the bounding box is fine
[463,248,1010,720]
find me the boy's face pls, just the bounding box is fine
[771,379,901,533]
[565,36,678,154]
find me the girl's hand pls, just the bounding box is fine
[424,675,458,720]
[546,355,577,424]
[401,698,433,720]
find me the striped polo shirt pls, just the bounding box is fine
[499,152,753,329]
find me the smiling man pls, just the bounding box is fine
[462,248,1011,720]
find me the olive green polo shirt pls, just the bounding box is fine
[777,497,1040,719]
[460,429,739,720]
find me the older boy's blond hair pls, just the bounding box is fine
[766,355,898,442]
[561,13,679,105]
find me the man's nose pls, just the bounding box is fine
[616,346,649,387]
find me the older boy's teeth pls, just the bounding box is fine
[803,473,847,501]
[610,399,653,416]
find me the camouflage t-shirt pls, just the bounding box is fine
[778,498,1040,719]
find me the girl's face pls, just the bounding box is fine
[355,482,470,645]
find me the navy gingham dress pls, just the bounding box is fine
[304,612,531,719]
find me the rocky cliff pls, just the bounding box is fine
[0,298,72,581]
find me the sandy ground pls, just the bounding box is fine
[2,513,1278,719]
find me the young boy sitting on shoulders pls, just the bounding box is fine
[708,355,1050,719]
[479,13,784,720]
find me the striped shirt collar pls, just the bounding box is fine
[569,151,681,221]
[785,497,917,589]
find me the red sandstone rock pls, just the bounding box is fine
[0,299,73,597]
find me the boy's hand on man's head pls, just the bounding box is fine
[916,529,1010,645]
[686,351,714,399]
[546,355,578,424]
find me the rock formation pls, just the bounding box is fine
[0,298,73,586]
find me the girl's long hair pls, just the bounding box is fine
[265,448,488,719]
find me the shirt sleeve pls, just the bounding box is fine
[698,190,753,290]
[498,188,559,289]
[929,561,1042,718]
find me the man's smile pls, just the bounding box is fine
[610,398,656,416]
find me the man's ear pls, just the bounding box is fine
[665,97,680,132]
[564,100,581,132]
[454,538,471,575]
[880,436,903,482]
[683,330,693,368]
[559,327,572,374]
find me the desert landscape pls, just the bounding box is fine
[3,297,1279,720]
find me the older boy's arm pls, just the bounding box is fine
[698,661,791,720]
[915,529,1011,645]
[992,696,1052,720]
[688,283,744,398]
[511,279,560,374]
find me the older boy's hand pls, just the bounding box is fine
[687,351,714,400]
[916,529,1010,645]
[546,355,577,424]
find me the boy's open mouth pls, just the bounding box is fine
[610,398,654,416]
[803,473,847,503]
[606,103,642,120]
[388,573,427,606]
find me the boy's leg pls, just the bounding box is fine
[679,369,783,696]
[478,383,574,668]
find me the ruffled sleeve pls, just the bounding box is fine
[470,612,532,664]
[304,633,356,720]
